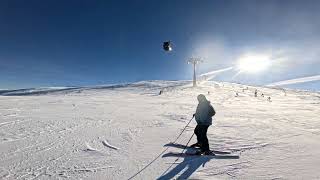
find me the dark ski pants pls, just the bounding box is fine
[194,125,210,151]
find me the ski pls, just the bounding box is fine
[162,152,239,159]
[164,142,232,154]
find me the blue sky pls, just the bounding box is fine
[0,0,319,90]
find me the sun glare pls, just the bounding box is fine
[237,54,271,73]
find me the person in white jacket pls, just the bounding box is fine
[191,94,215,155]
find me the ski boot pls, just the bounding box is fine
[190,142,201,148]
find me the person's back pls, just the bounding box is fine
[195,98,215,125]
[192,94,215,154]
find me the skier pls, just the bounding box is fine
[254,89,258,97]
[191,94,216,155]
[267,96,272,102]
[282,89,287,96]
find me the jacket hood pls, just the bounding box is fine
[197,94,209,103]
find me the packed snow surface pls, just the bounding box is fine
[0,80,319,179]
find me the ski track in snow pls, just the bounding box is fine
[0,80,319,179]
[102,140,120,150]
[85,143,99,152]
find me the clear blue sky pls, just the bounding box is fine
[0,0,319,90]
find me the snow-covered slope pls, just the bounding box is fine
[0,80,319,179]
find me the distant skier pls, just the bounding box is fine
[282,89,287,96]
[267,96,272,102]
[191,94,216,155]
[254,89,258,97]
[235,92,239,97]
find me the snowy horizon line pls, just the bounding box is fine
[1,79,319,93]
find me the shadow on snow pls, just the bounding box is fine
[158,148,238,180]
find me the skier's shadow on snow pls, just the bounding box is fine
[157,149,213,180]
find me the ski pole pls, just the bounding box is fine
[182,133,195,153]
[160,132,195,177]
[171,116,194,144]
[128,115,194,180]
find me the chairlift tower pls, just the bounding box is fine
[187,57,203,87]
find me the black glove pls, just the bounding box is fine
[193,114,195,117]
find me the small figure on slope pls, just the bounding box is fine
[254,89,258,97]
[191,94,216,155]
[283,89,287,96]
[267,96,272,102]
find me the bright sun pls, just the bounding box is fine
[237,54,271,73]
